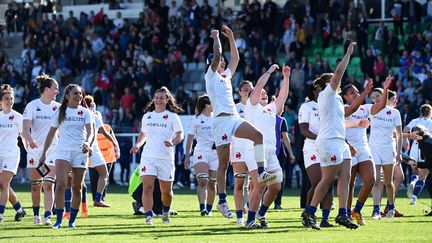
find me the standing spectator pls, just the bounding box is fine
[96,69,112,107]
[386,30,400,67]
[321,12,332,48]
[120,87,135,117]
[390,0,404,36]
[373,55,386,79]
[356,12,368,60]
[407,0,422,33]
[4,3,16,36]
[169,52,184,93]
[362,49,376,78]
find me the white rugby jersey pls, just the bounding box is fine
[23,99,60,147]
[245,100,277,151]
[366,105,402,146]
[141,110,183,160]
[317,85,345,141]
[204,66,237,117]
[232,102,253,149]
[51,106,92,150]
[298,101,320,148]
[188,114,214,151]
[345,104,370,147]
[0,109,23,151]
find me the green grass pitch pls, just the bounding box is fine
[1,184,432,242]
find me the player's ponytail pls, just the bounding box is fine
[195,95,210,117]
[35,73,57,95]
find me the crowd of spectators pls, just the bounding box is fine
[1,0,432,187]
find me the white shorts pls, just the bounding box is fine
[56,150,89,169]
[230,147,257,172]
[193,149,218,171]
[139,156,174,181]
[27,147,56,168]
[212,114,244,146]
[0,150,20,174]
[316,138,351,167]
[370,144,395,166]
[89,146,106,168]
[265,150,280,172]
[266,168,283,186]
[303,147,321,169]
[351,144,373,166]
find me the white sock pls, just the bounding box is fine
[17,208,23,213]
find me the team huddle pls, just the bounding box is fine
[0,25,431,230]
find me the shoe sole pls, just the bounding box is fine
[407,184,414,198]
[258,175,277,184]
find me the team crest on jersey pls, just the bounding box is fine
[198,155,202,160]
[221,134,228,141]
[141,166,146,173]
[311,155,316,161]
[8,115,14,121]
[53,106,58,111]
[235,152,241,159]
[29,158,35,165]
[77,110,84,116]
[330,155,337,162]
[163,114,168,120]
[386,110,392,115]
[36,107,41,111]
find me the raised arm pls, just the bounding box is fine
[209,30,222,72]
[330,42,356,90]
[221,25,239,74]
[344,79,373,117]
[274,65,291,114]
[250,64,279,106]
[370,75,392,115]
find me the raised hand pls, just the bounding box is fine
[365,78,374,94]
[282,65,291,77]
[210,29,219,39]
[268,64,279,73]
[346,42,357,56]
[384,75,392,89]
[221,25,234,39]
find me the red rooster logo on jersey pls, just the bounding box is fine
[311,155,316,161]
[163,114,168,120]
[330,155,337,162]
[29,158,35,165]
[8,115,14,121]
[386,110,392,115]
[198,155,202,160]
[235,152,241,159]
[77,110,84,116]
[53,106,58,111]
[141,166,146,173]
[221,134,228,141]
